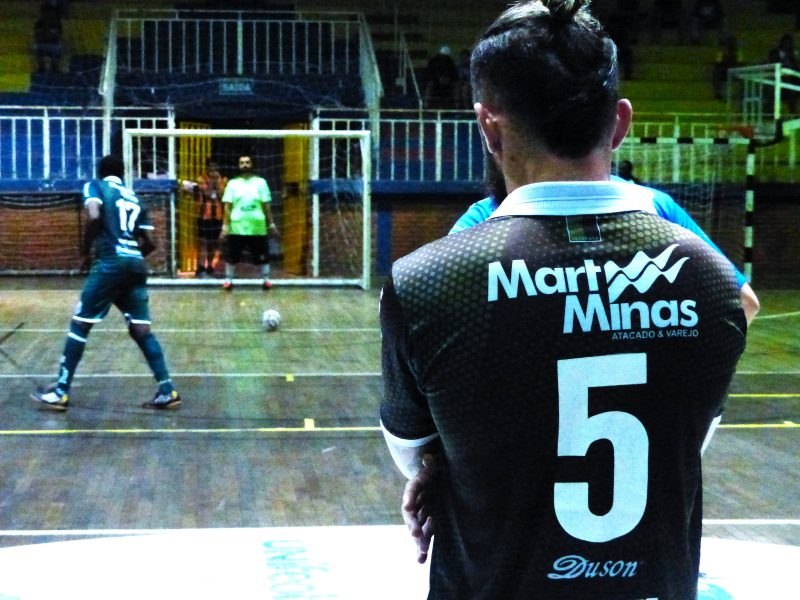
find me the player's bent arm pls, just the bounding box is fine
[180,179,197,194]
[740,282,760,325]
[82,200,102,251]
[137,230,156,257]
[380,278,439,478]
[381,424,440,479]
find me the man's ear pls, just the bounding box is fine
[475,102,502,155]
[611,98,633,151]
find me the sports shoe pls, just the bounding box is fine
[142,390,181,410]
[31,388,69,411]
[262,279,272,290]
[222,280,233,291]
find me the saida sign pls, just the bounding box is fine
[219,78,254,95]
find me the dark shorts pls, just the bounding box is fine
[223,234,269,265]
[74,259,151,325]
[197,218,223,242]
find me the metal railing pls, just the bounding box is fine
[115,9,366,76]
[727,63,800,134]
[313,109,782,185]
[395,32,422,108]
[0,107,173,184]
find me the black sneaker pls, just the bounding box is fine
[31,387,69,411]
[142,390,181,410]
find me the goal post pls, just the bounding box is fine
[122,127,372,289]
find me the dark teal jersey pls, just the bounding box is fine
[82,176,153,262]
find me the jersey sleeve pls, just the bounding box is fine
[652,189,747,287]
[380,276,438,442]
[82,180,103,206]
[259,178,272,204]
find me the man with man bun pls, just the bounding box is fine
[380,1,746,597]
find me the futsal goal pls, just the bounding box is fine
[612,134,754,280]
[122,127,372,289]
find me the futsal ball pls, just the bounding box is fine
[262,309,281,331]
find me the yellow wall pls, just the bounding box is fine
[282,124,310,275]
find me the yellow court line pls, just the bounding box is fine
[719,422,799,429]
[0,425,382,436]
[729,393,800,398]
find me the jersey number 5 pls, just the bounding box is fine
[555,353,649,543]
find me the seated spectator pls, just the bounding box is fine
[651,0,688,44]
[769,33,799,69]
[41,0,68,18]
[616,159,641,183]
[33,5,62,73]
[712,35,743,100]
[768,33,799,113]
[423,46,458,109]
[690,0,724,44]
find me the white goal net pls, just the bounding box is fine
[122,127,372,289]
[613,136,752,275]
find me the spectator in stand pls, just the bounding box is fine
[768,33,799,113]
[33,4,62,73]
[712,35,744,100]
[605,1,640,80]
[41,0,68,18]
[423,45,459,109]
[651,0,688,44]
[456,49,472,109]
[690,0,724,44]
[616,159,641,183]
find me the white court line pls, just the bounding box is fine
[0,372,382,379]
[1,519,797,537]
[756,311,800,321]
[0,527,273,537]
[703,519,800,526]
[736,371,800,375]
[0,327,380,334]
[3,371,798,379]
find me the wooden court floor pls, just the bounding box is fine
[0,280,798,549]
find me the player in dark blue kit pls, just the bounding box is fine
[380,1,747,598]
[32,155,180,411]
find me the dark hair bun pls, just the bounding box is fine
[543,0,585,21]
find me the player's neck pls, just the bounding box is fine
[504,155,611,194]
